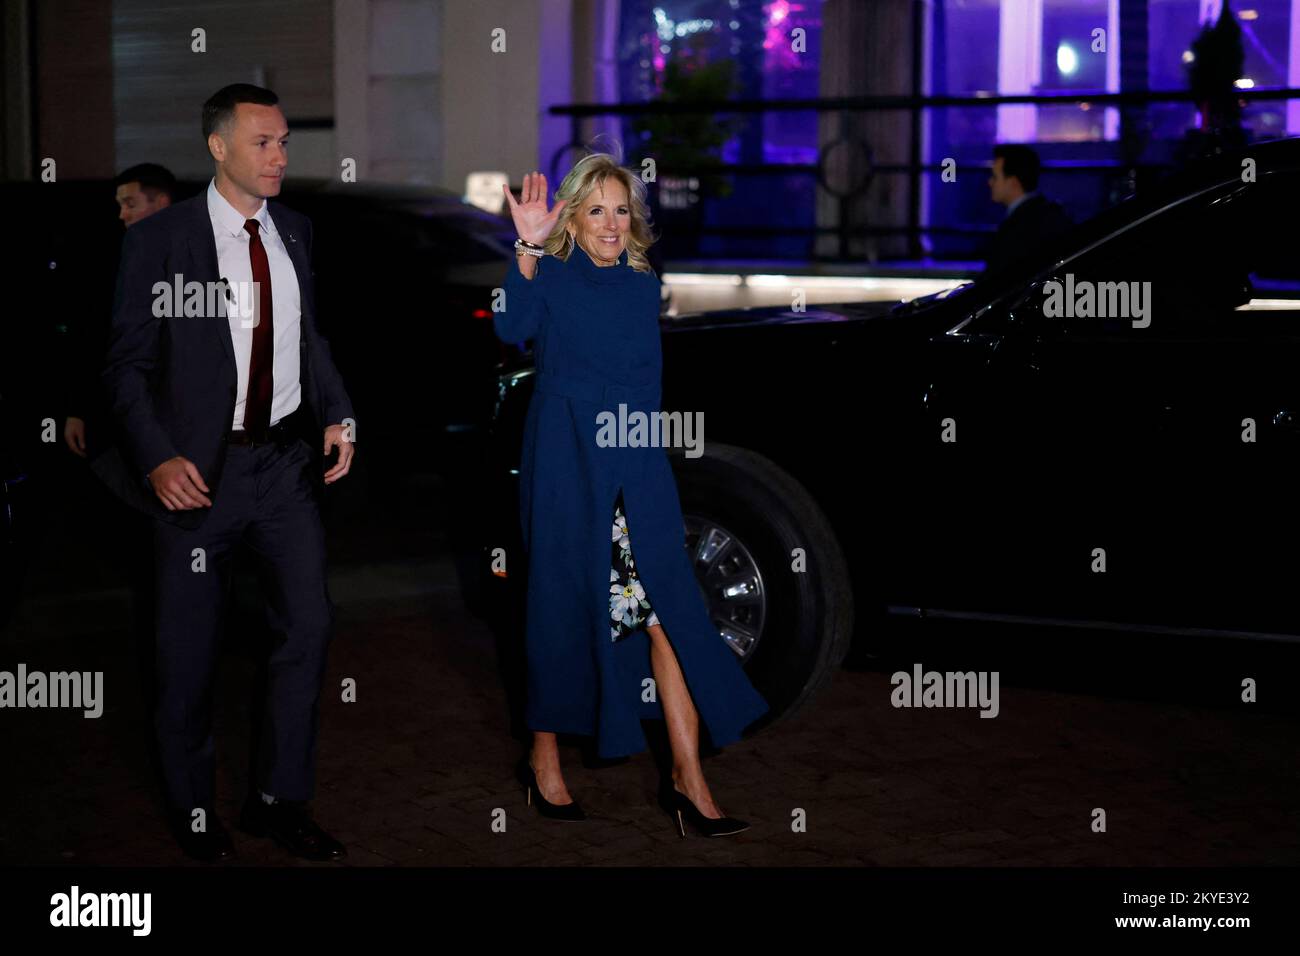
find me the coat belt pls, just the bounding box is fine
[533,371,661,407]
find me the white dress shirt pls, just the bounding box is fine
[206,178,302,430]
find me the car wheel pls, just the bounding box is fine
[671,442,854,728]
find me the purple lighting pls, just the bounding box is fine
[763,0,808,72]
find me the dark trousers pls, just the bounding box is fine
[151,436,333,817]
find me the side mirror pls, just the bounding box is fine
[1004,279,1050,335]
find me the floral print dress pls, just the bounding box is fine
[609,489,659,641]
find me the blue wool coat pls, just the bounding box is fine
[495,243,769,758]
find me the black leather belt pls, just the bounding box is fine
[226,417,295,447]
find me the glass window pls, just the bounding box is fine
[1148,1,1295,141]
[617,0,825,259]
[1039,172,1298,337]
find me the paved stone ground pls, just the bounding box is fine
[3,465,1299,867]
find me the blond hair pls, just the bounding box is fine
[543,149,656,273]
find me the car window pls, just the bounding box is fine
[962,172,1300,339]
[1063,173,1300,337]
[1236,176,1300,317]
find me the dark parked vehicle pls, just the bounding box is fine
[485,138,1300,728]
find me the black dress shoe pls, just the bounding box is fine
[173,813,237,862]
[658,781,750,838]
[239,794,347,861]
[516,755,586,821]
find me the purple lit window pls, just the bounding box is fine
[618,0,824,258]
[1148,1,1296,139]
[620,1,822,164]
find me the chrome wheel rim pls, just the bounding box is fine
[682,513,766,662]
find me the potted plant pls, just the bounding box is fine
[631,38,744,259]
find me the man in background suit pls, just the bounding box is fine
[983,144,1073,278]
[65,164,177,460]
[94,83,356,862]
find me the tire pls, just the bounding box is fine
[671,442,854,729]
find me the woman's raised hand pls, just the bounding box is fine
[503,171,567,247]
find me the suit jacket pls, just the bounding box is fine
[983,193,1074,278]
[91,191,355,530]
[62,232,122,461]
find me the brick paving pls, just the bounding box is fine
[2,467,1298,867]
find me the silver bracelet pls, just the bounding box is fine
[514,239,543,257]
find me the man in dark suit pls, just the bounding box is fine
[93,83,356,862]
[983,144,1073,278]
[65,164,177,461]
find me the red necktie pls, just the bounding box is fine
[243,218,274,434]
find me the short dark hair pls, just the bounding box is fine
[202,83,279,141]
[992,144,1042,192]
[113,163,177,200]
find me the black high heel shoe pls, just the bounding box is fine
[516,755,587,822]
[659,781,750,837]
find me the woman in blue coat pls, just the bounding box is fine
[496,152,769,836]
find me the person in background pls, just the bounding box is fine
[64,163,177,459]
[983,144,1073,278]
[114,162,177,228]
